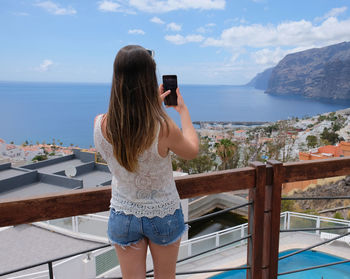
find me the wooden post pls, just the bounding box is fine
[247,162,266,279]
[262,167,272,279]
[267,160,283,279]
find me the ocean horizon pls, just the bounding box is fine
[1,81,349,148]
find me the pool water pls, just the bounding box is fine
[210,249,350,278]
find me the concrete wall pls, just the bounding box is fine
[22,154,75,170]
[39,173,83,189]
[54,162,95,177]
[0,171,38,194]
[100,180,112,186]
[0,163,11,171]
[76,162,95,176]
[73,149,95,163]
[95,163,110,172]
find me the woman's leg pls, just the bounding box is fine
[114,239,148,279]
[148,238,181,279]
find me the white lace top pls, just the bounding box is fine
[93,114,180,218]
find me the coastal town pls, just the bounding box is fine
[0,140,78,167]
[2,108,350,171]
[174,108,350,172]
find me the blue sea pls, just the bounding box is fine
[1,81,349,148]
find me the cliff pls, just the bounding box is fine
[246,67,273,90]
[291,176,350,219]
[265,42,350,100]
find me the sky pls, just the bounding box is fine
[1,0,350,85]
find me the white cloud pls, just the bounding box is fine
[165,34,204,45]
[150,16,165,24]
[198,11,350,81]
[186,34,205,42]
[326,6,348,17]
[34,1,76,15]
[98,0,121,12]
[251,48,287,65]
[167,22,182,31]
[128,29,145,35]
[37,60,53,72]
[197,27,206,33]
[13,12,29,16]
[165,34,186,45]
[204,17,350,49]
[197,23,216,33]
[316,6,348,21]
[126,0,225,13]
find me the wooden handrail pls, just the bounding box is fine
[283,156,350,182]
[1,157,350,227]
[0,167,256,227]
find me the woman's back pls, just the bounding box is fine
[94,114,180,218]
[97,45,199,279]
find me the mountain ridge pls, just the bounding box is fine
[248,42,350,100]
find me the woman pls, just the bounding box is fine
[94,45,199,278]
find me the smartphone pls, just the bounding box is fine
[162,75,178,106]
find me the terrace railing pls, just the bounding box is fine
[1,157,350,278]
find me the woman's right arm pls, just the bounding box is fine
[164,88,199,160]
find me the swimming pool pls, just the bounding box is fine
[210,249,350,278]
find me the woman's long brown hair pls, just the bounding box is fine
[106,45,169,172]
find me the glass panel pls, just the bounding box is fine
[49,217,73,230]
[177,244,189,261]
[219,229,242,247]
[77,217,108,238]
[191,236,216,256]
[280,215,286,230]
[320,220,348,235]
[289,215,317,233]
[244,226,248,236]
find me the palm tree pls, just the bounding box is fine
[215,139,237,170]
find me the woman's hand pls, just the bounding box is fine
[159,84,171,105]
[171,88,186,113]
[159,85,186,113]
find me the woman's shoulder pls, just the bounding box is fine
[94,113,105,127]
[159,117,177,138]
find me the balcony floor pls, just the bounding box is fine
[0,224,105,278]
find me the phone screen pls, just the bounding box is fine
[163,75,178,106]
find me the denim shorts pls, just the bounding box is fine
[107,207,188,247]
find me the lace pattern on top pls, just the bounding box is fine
[93,114,180,218]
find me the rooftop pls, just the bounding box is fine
[0,224,103,278]
[0,149,111,201]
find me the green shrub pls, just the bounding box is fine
[281,198,295,212]
[318,115,327,122]
[320,128,340,145]
[306,135,318,148]
[32,155,48,162]
[333,212,343,219]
